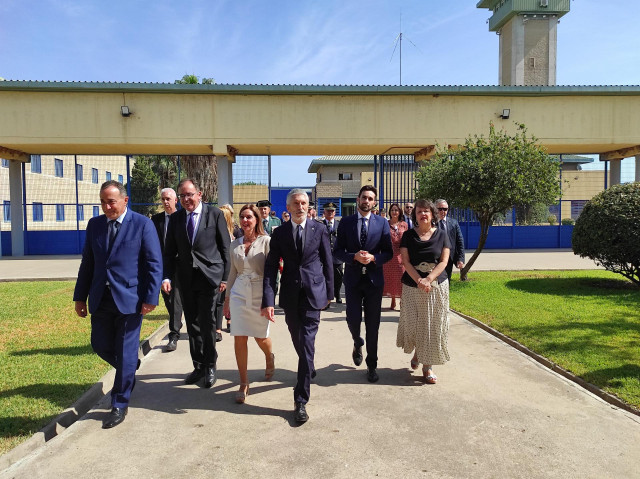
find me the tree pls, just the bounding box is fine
[175,74,214,84]
[572,182,640,286]
[415,123,560,280]
[127,156,159,217]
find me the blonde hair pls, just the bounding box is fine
[219,204,235,237]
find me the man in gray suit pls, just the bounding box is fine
[162,179,230,388]
[435,199,465,280]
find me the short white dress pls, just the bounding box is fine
[227,234,271,338]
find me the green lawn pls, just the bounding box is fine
[450,270,640,409]
[0,281,166,455]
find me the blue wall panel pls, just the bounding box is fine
[1,231,11,256]
[26,230,85,255]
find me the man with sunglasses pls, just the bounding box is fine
[435,199,465,280]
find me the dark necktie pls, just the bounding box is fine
[360,217,367,248]
[187,213,196,244]
[296,224,303,258]
[440,220,446,232]
[107,220,119,253]
[406,215,413,229]
[263,219,269,232]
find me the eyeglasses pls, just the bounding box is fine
[438,208,448,212]
[404,206,413,209]
[178,193,196,200]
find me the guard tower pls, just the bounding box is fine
[477,0,570,85]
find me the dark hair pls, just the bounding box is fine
[177,178,200,192]
[411,199,438,226]
[100,180,127,197]
[387,202,401,218]
[239,204,265,236]
[358,184,377,198]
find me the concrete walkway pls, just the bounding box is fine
[3,251,640,478]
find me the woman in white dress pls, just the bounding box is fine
[223,204,275,403]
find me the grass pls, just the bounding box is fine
[0,281,166,455]
[450,270,640,409]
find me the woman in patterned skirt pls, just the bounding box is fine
[382,203,408,309]
[396,199,450,384]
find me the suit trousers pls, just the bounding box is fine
[90,287,142,408]
[161,273,183,341]
[345,274,384,370]
[333,264,344,301]
[180,268,219,368]
[283,288,321,404]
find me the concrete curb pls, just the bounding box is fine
[0,322,170,471]
[453,309,640,418]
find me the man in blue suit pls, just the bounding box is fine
[74,180,162,429]
[262,188,333,424]
[334,185,393,383]
[435,199,466,280]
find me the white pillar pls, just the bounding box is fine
[8,160,25,256]
[610,159,622,186]
[636,155,640,182]
[547,17,558,85]
[216,155,233,206]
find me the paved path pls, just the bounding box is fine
[4,251,639,479]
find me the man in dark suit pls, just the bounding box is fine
[435,199,466,280]
[74,180,162,429]
[403,202,414,229]
[151,187,183,352]
[334,185,393,383]
[262,188,333,424]
[321,202,343,304]
[162,178,230,388]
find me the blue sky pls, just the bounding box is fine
[2,0,639,184]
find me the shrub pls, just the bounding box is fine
[561,218,575,225]
[572,182,640,286]
[547,214,557,226]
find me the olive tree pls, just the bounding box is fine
[416,123,560,280]
[572,182,640,286]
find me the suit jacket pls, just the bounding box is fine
[163,203,231,288]
[262,220,333,311]
[442,217,465,265]
[73,210,162,315]
[151,211,169,252]
[322,218,343,265]
[334,213,393,288]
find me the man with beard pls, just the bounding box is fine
[334,185,393,383]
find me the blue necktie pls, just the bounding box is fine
[107,220,119,254]
[360,217,367,248]
[296,224,303,258]
[187,213,196,244]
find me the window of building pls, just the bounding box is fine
[93,206,100,217]
[118,174,124,184]
[92,168,99,184]
[339,173,353,181]
[31,155,42,173]
[32,202,43,222]
[76,205,84,221]
[106,171,112,181]
[76,164,83,181]
[56,204,65,222]
[317,174,322,183]
[54,158,64,177]
[2,159,10,168]
[3,201,10,222]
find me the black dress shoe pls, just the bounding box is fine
[367,368,379,383]
[216,331,223,342]
[165,337,178,352]
[102,407,128,429]
[184,367,205,385]
[352,345,363,366]
[335,298,342,304]
[204,367,217,388]
[294,402,308,423]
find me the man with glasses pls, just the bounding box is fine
[435,199,465,280]
[162,178,230,389]
[403,202,414,229]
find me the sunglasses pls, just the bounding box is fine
[438,208,448,211]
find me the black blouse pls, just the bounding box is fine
[400,228,451,286]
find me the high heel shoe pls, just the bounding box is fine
[235,383,249,404]
[265,353,275,380]
[423,365,437,384]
